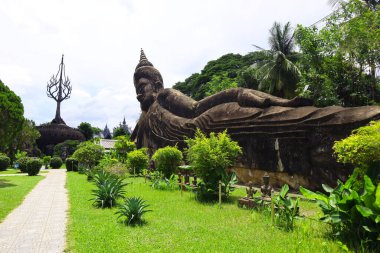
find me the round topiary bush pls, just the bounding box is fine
[66,158,78,172]
[17,157,30,173]
[50,157,63,169]
[26,158,42,176]
[152,146,183,179]
[0,155,10,171]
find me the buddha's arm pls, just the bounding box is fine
[157,88,198,118]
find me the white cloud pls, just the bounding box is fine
[0,0,332,130]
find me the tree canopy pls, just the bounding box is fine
[0,80,24,153]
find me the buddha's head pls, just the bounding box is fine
[134,49,164,111]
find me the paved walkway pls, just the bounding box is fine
[0,170,68,253]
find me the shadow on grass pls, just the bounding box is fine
[0,179,17,188]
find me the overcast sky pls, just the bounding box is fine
[0,0,332,131]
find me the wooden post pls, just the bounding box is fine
[219,180,222,209]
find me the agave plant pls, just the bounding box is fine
[90,170,128,208]
[115,197,152,226]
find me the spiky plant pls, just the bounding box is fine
[115,197,152,226]
[90,170,128,208]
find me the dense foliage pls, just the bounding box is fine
[72,141,104,169]
[115,197,151,226]
[300,177,380,251]
[296,0,380,106]
[16,157,30,173]
[113,136,136,163]
[112,126,130,139]
[126,149,148,175]
[152,146,183,179]
[43,156,51,169]
[185,130,242,200]
[66,158,79,172]
[78,122,94,140]
[333,121,380,167]
[50,157,63,169]
[173,52,265,100]
[53,140,80,160]
[0,80,24,154]
[0,154,10,171]
[12,119,40,156]
[26,158,42,176]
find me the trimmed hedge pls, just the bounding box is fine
[17,157,30,173]
[66,158,78,172]
[50,157,63,169]
[27,158,42,176]
[0,155,10,171]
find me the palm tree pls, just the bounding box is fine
[254,22,301,98]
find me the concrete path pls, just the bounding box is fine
[0,170,68,253]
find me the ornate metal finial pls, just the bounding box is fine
[47,54,72,124]
[135,49,153,70]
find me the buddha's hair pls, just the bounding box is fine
[134,49,164,90]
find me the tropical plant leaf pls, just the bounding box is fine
[356,205,374,217]
[322,184,334,193]
[300,187,328,202]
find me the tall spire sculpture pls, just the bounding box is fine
[47,54,72,124]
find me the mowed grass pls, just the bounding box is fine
[0,175,44,221]
[0,168,49,175]
[66,172,342,253]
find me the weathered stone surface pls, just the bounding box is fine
[131,50,380,189]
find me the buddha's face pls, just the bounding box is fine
[135,77,157,111]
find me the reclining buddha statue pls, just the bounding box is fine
[131,49,380,189]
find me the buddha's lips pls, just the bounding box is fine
[137,94,144,102]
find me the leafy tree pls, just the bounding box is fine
[0,80,24,153]
[92,126,102,135]
[113,135,136,163]
[296,0,380,106]
[185,130,242,200]
[152,146,183,179]
[72,141,104,168]
[12,119,40,155]
[78,122,94,140]
[113,126,129,139]
[173,53,260,100]
[253,22,300,98]
[53,140,80,160]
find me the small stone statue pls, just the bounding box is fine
[260,173,273,197]
[245,181,256,199]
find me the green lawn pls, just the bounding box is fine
[66,173,342,253]
[0,168,49,175]
[0,175,44,221]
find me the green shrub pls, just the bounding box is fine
[151,173,178,191]
[26,158,42,176]
[50,157,63,169]
[53,140,80,160]
[152,146,183,179]
[113,136,136,163]
[0,155,10,171]
[333,121,380,167]
[104,162,129,178]
[300,176,380,251]
[72,141,104,169]
[185,129,242,201]
[16,157,30,173]
[126,149,148,176]
[115,197,151,226]
[66,158,78,172]
[90,170,128,208]
[43,156,51,169]
[272,184,300,231]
